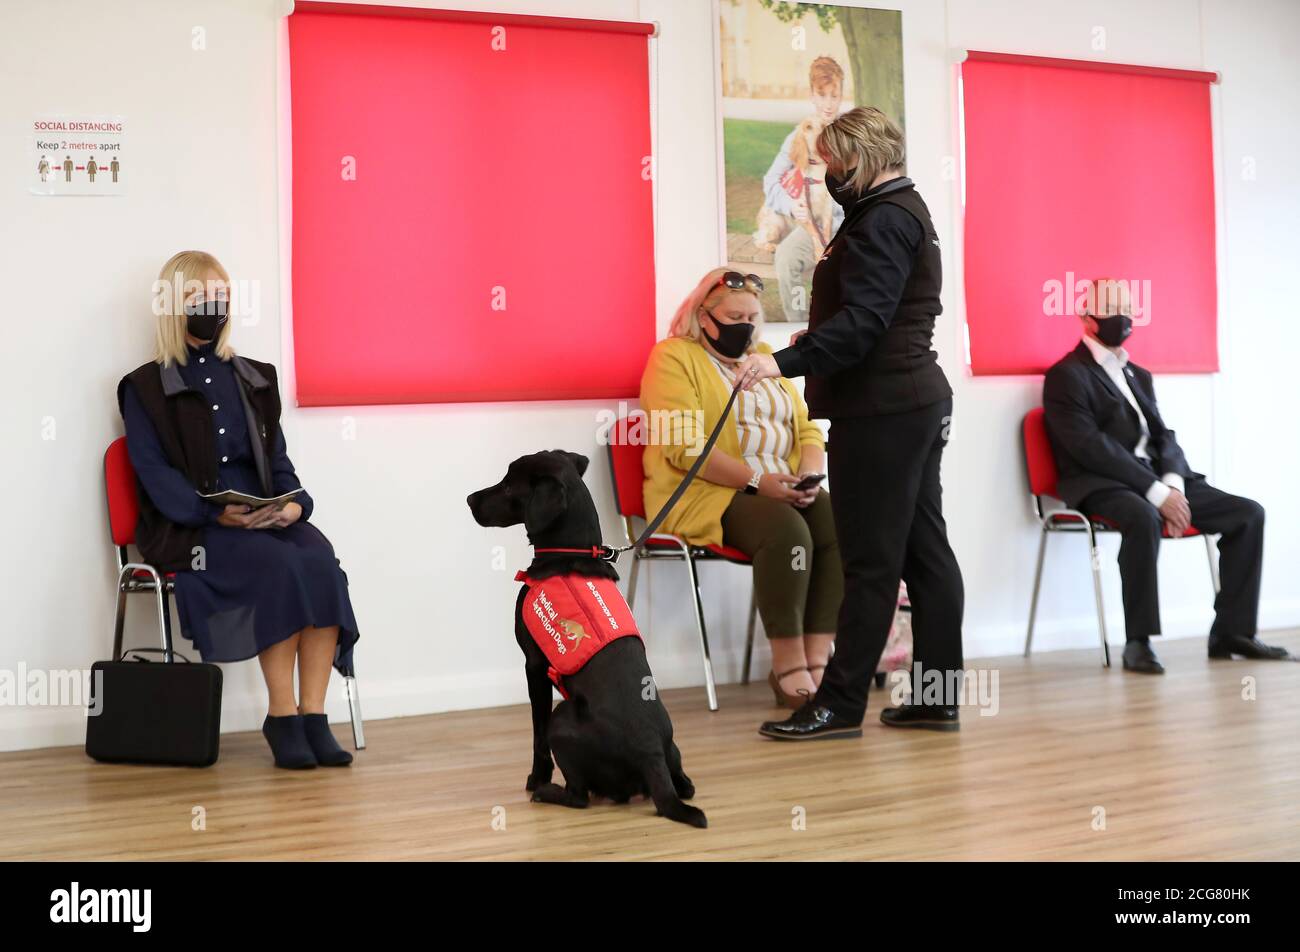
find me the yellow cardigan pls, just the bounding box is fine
[638,336,825,547]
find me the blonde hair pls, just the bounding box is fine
[816,106,906,193]
[667,267,764,353]
[152,250,235,366]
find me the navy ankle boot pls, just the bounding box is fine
[262,714,317,769]
[302,713,353,766]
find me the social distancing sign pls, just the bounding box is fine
[31,115,127,196]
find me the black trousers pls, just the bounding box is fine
[1080,480,1265,642]
[816,398,965,722]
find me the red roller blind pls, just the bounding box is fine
[960,51,1219,375]
[287,3,656,406]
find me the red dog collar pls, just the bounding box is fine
[533,545,618,560]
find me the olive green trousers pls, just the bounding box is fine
[720,489,842,639]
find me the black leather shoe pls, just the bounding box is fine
[758,701,862,741]
[880,703,959,732]
[1208,636,1294,661]
[1122,639,1165,675]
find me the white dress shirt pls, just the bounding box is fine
[1080,335,1184,508]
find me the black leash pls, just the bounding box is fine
[602,380,744,561]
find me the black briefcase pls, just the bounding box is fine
[85,648,223,767]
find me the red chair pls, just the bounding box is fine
[103,437,366,748]
[105,438,177,664]
[606,419,759,711]
[1021,408,1219,666]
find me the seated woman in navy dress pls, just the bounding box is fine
[118,250,359,770]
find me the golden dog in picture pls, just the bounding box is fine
[753,116,835,255]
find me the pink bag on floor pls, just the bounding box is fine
[877,581,913,675]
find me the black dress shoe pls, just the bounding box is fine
[758,701,862,741]
[880,702,959,732]
[1208,636,1294,661]
[1122,639,1165,675]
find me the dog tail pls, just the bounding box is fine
[644,755,707,828]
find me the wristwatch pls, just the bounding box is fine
[744,470,761,495]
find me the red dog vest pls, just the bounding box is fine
[515,571,642,698]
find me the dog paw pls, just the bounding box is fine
[673,770,695,800]
[531,783,589,808]
[530,782,563,803]
[525,770,552,792]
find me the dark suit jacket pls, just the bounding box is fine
[1042,341,1201,509]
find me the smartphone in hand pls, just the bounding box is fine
[792,473,825,492]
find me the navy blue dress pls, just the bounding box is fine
[121,341,359,673]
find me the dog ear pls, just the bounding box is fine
[524,475,567,535]
[562,452,589,477]
[790,125,809,169]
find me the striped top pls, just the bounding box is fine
[707,354,796,476]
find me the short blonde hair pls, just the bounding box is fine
[667,267,764,352]
[152,250,234,366]
[816,106,906,193]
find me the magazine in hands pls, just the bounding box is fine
[197,488,303,510]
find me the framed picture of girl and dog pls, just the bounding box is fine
[716,1,905,322]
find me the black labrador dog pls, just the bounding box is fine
[468,450,706,828]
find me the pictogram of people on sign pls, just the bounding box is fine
[45,154,122,184]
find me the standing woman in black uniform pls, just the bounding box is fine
[736,107,965,740]
[119,250,360,768]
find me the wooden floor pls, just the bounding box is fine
[4,633,1299,861]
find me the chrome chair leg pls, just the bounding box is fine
[625,554,642,612]
[112,565,131,661]
[682,549,718,712]
[1204,534,1221,595]
[741,587,758,684]
[159,584,175,662]
[118,562,173,661]
[345,672,366,750]
[1024,528,1048,657]
[1086,524,1110,667]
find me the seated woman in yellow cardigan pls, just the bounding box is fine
[640,268,842,706]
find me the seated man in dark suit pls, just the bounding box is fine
[1043,278,1289,673]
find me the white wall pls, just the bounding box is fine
[2,0,1296,751]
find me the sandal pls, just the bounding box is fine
[768,666,812,709]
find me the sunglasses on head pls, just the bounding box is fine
[715,271,764,293]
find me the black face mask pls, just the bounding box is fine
[703,310,755,359]
[824,171,859,209]
[1092,313,1133,348]
[185,299,228,342]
